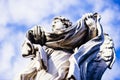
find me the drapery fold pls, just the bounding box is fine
[67,14,104,80]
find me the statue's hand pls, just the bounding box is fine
[21,39,35,58]
[26,26,46,46]
[82,13,96,29]
[82,13,98,39]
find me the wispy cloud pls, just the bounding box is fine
[0,0,120,80]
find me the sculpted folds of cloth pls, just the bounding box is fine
[17,13,116,80]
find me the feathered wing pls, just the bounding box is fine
[96,33,116,69]
[86,33,116,80]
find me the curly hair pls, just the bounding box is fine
[53,16,72,28]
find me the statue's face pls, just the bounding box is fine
[52,19,66,31]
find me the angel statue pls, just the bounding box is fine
[17,13,115,80]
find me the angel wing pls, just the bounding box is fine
[96,33,116,69]
[86,33,116,80]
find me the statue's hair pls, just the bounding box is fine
[53,16,72,28]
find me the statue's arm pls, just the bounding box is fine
[61,13,100,48]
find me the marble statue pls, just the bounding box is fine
[18,13,115,80]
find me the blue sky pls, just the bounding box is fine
[0,0,120,80]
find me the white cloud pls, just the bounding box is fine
[0,42,15,73]
[0,25,10,41]
[100,7,120,49]
[87,0,106,11]
[0,0,10,25]
[3,0,77,26]
[0,28,29,79]
[13,58,30,80]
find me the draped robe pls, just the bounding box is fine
[19,14,115,80]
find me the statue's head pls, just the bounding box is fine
[52,16,72,32]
